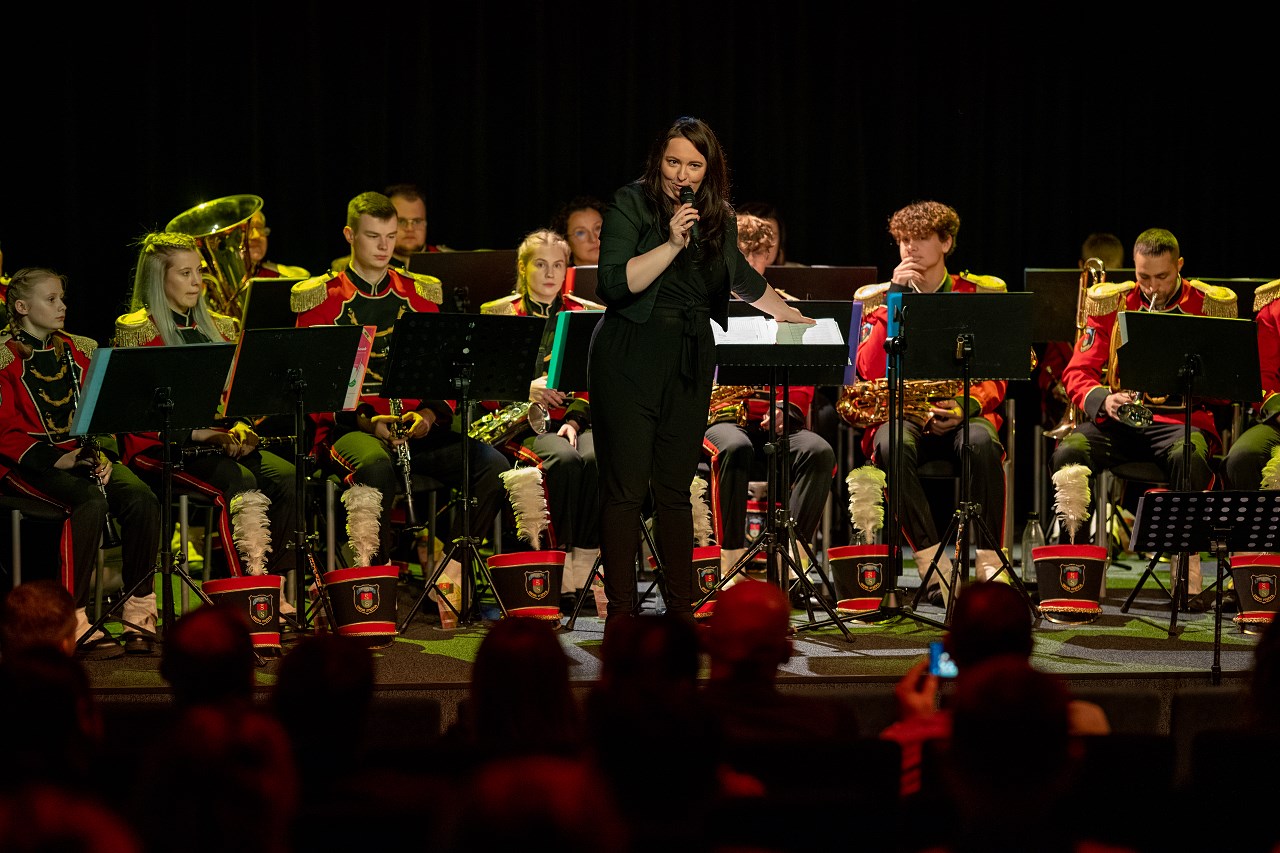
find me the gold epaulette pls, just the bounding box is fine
[113,309,158,348]
[66,332,97,359]
[960,272,1008,292]
[1189,279,1238,318]
[264,262,311,279]
[481,293,519,315]
[405,270,443,305]
[1085,281,1136,317]
[290,273,335,314]
[1254,280,1280,313]
[211,312,241,342]
[566,295,605,311]
[854,282,891,313]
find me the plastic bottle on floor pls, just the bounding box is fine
[1020,511,1045,584]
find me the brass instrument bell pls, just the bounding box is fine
[165,194,263,321]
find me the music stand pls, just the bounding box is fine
[890,293,1037,624]
[1112,311,1261,630]
[1130,490,1280,681]
[238,277,307,331]
[71,343,237,648]
[223,325,374,630]
[696,303,856,641]
[382,312,544,629]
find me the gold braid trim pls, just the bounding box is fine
[1255,280,1280,313]
[1085,281,1135,317]
[0,339,15,371]
[291,274,335,313]
[112,310,157,348]
[1189,280,1238,318]
[481,294,519,315]
[854,282,891,313]
[65,333,96,359]
[212,312,240,342]
[408,272,443,305]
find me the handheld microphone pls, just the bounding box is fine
[679,186,700,244]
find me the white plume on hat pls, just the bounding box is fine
[1052,464,1093,542]
[846,465,888,545]
[501,466,550,550]
[691,476,713,547]
[230,489,272,576]
[1262,446,1280,491]
[342,484,383,567]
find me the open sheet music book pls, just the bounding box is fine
[711,316,845,346]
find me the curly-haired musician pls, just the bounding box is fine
[1051,228,1236,594]
[480,229,604,600]
[0,268,161,656]
[294,191,510,592]
[113,231,299,589]
[855,201,1010,605]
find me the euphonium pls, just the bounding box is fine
[707,385,771,427]
[1045,257,1107,439]
[165,194,263,322]
[836,379,965,429]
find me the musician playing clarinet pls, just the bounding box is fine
[854,201,1009,606]
[0,267,161,656]
[1051,228,1236,597]
[113,232,299,589]
[293,191,509,593]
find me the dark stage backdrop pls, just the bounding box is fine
[1,6,1270,523]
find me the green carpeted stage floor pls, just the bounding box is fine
[78,548,1265,737]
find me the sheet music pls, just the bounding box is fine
[711,316,845,346]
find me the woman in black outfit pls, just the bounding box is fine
[589,115,812,626]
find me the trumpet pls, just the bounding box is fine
[1045,257,1106,440]
[1108,286,1159,429]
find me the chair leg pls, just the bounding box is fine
[9,509,21,587]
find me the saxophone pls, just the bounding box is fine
[469,397,562,446]
[835,379,965,429]
[707,385,771,427]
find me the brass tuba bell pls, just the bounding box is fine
[165,194,263,321]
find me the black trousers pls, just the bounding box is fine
[703,423,835,548]
[329,426,509,563]
[1224,421,1280,490]
[6,463,161,608]
[871,416,1006,551]
[1050,419,1213,543]
[590,309,714,619]
[515,430,599,550]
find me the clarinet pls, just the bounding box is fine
[64,346,122,548]
[387,399,418,528]
[180,434,296,460]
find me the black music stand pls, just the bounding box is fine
[223,325,374,631]
[1130,490,1280,681]
[1112,311,1260,630]
[696,304,856,641]
[891,293,1037,624]
[71,343,237,649]
[383,312,544,629]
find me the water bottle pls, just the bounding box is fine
[1020,511,1045,584]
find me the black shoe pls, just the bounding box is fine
[77,637,126,661]
[926,585,945,608]
[1186,588,1238,614]
[123,632,154,655]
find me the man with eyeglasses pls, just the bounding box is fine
[385,183,451,268]
[246,209,310,280]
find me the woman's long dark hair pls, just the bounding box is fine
[637,115,732,259]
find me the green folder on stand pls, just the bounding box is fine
[546,310,604,391]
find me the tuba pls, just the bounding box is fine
[836,379,965,429]
[165,194,263,322]
[1045,257,1106,439]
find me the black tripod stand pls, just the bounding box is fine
[71,342,238,650]
[1111,310,1261,633]
[1131,490,1280,681]
[383,312,544,631]
[222,325,370,632]
[694,301,854,640]
[565,516,669,630]
[881,292,1036,625]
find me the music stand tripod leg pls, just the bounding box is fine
[1120,552,1169,613]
